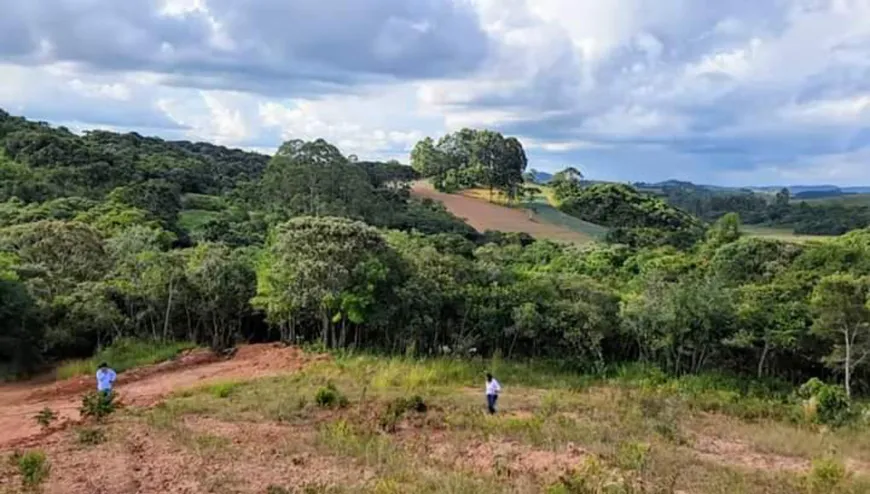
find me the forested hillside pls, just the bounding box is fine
[3,110,870,400]
[647,181,870,235]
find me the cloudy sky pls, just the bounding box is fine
[3,0,870,185]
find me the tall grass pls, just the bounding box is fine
[56,338,196,380]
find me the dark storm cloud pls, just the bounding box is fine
[0,0,490,94]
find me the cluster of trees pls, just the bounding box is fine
[552,181,706,249]
[651,182,870,236]
[4,110,870,399]
[411,129,527,200]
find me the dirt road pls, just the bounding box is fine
[0,344,320,449]
[411,181,594,243]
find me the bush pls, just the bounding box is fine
[798,378,852,426]
[34,407,57,430]
[80,391,116,421]
[315,383,349,409]
[76,427,106,446]
[379,395,428,432]
[17,450,50,488]
[806,456,848,493]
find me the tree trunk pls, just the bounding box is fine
[339,317,347,348]
[845,328,852,399]
[321,311,329,348]
[163,277,174,342]
[757,342,770,380]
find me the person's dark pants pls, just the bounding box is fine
[486,394,498,414]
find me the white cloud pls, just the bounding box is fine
[781,95,870,124]
[2,0,870,183]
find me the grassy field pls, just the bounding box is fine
[741,224,836,243]
[178,209,221,232]
[13,352,870,493]
[56,338,196,380]
[793,193,870,206]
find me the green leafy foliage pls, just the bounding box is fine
[80,391,116,421]
[16,450,50,488]
[379,395,428,432]
[798,378,852,426]
[411,129,527,200]
[557,183,705,249]
[315,383,349,409]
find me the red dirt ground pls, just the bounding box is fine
[0,344,323,450]
[411,181,591,243]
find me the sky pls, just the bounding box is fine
[2,0,870,186]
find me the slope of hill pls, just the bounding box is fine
[411,181,602,244]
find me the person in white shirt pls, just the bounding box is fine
[485,373,501,414]
[96,362,117,396]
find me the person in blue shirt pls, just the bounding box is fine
[96,362,116,396]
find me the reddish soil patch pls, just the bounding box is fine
[692,435,810,472]
[0,344,324,450]
[411,182,590,243]
[0,418,368,494]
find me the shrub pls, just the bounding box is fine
[798,378,852,426]
[315,383,349,409]
[76,427,106,446]
[80,391,116,421]
[17,450,50,488]
[379,395,428,432]
[806,456,848,493]
[34,407,57,430]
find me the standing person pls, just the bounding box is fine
[96,362,116,397]
[485,372,501,414]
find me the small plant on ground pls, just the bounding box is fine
[614,441,651,472]
[33,408,57,430]
[209,381,238,399]
[379,395,428,432]
[80,391,116,421]
[315,382,349,409]
[76,427,106,446]
[17,450,50,489]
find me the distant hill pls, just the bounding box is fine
[635,180,870,197]
[525,170,553,183]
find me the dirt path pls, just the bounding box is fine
[411,181,593,243]
[0,344,322,449]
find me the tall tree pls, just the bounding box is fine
[254,217,394,348]
[810,273,870,398]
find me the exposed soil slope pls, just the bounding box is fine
[411,181,595,243]
[0,344,321,449]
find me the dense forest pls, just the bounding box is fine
[4,110,870,399]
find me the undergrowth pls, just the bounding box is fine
[57,338,196,380]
